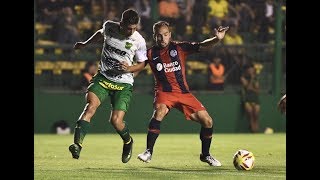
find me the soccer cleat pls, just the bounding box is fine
[137,149,152,163]
[69,143,82,159]
[200,154,222,166]
[122,137,133,163]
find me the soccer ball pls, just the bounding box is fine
[233,149,255,170]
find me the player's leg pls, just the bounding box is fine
[138,104,168,163]
[109,85,134,163]
[179,93,221,166]
[138,103,169,163]
[109,110,133,163]
[252,104,260,133]
[244,102,255,132]
[69,73,106,159]
[190,110,212,156]
[69,91,102,159]
[278,94,286,115]
[148,104,168,154]
[190,110,221,167]
[138,91,174,163]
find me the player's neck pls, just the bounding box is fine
[118,24,129,39]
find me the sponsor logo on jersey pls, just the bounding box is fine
[105,44,127,56]
[125,42,133,49]
[156,61,181,72]
[98,80,124,90]
[156,63,163,71]
[170,50,177,57]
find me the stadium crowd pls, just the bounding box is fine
[35,0,286,90]
[35,0,285,46]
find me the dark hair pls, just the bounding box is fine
[243,63,254,71]
[121,9,140,25]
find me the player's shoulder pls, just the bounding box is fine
[131,31,146,44]
[103,20,119,29]
[147,45,159,52]
[172,41,200,53]
[172,41,182,46]
[172,41,198,46]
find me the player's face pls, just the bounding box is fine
[155,25,171,48]
[247,67,255,76]
[121,23,138,37]
[248,67,255,76]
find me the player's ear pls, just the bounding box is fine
[153,33,156,40]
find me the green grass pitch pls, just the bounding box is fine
[34,133,285,179]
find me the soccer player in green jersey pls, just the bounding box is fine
[68,9,147,163]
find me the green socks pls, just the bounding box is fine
[74,120,130,145]
[117,122,131,144]
[74,120,90,146]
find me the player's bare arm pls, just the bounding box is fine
[133,71,140,78]
[247,82,259,93]
[252,81,260,93]
[119,61,147,74]
[74,29,104,50]
[241,77,259,93]
[199,26,229,51]
[240,76,249,87]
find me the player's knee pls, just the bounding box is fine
[154,111,166,119]
[246,109,253,114]
[154,105,168,119]
[202,117,213,128]
[245,106,253,113]
[85,104,98,116]
[110,116,123,127]
[110,116,117,125]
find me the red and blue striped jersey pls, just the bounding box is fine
[147,41,200,93]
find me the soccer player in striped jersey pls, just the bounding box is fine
[68,9,147,163]
[121,21,229,166]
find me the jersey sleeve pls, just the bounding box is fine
[178,41,200,55]
[135,38,148,62]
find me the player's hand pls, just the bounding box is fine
[277,94,286,115]
[73,42,86,50]
[214,26,229,40]
[116,61,130,72]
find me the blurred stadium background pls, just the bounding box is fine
[34,0,286,134]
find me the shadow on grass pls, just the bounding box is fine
[81,164,285,176]
[81,166,230,173]
[251,165,286,175]
[145,166,230,172]
[83,167,141,171]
